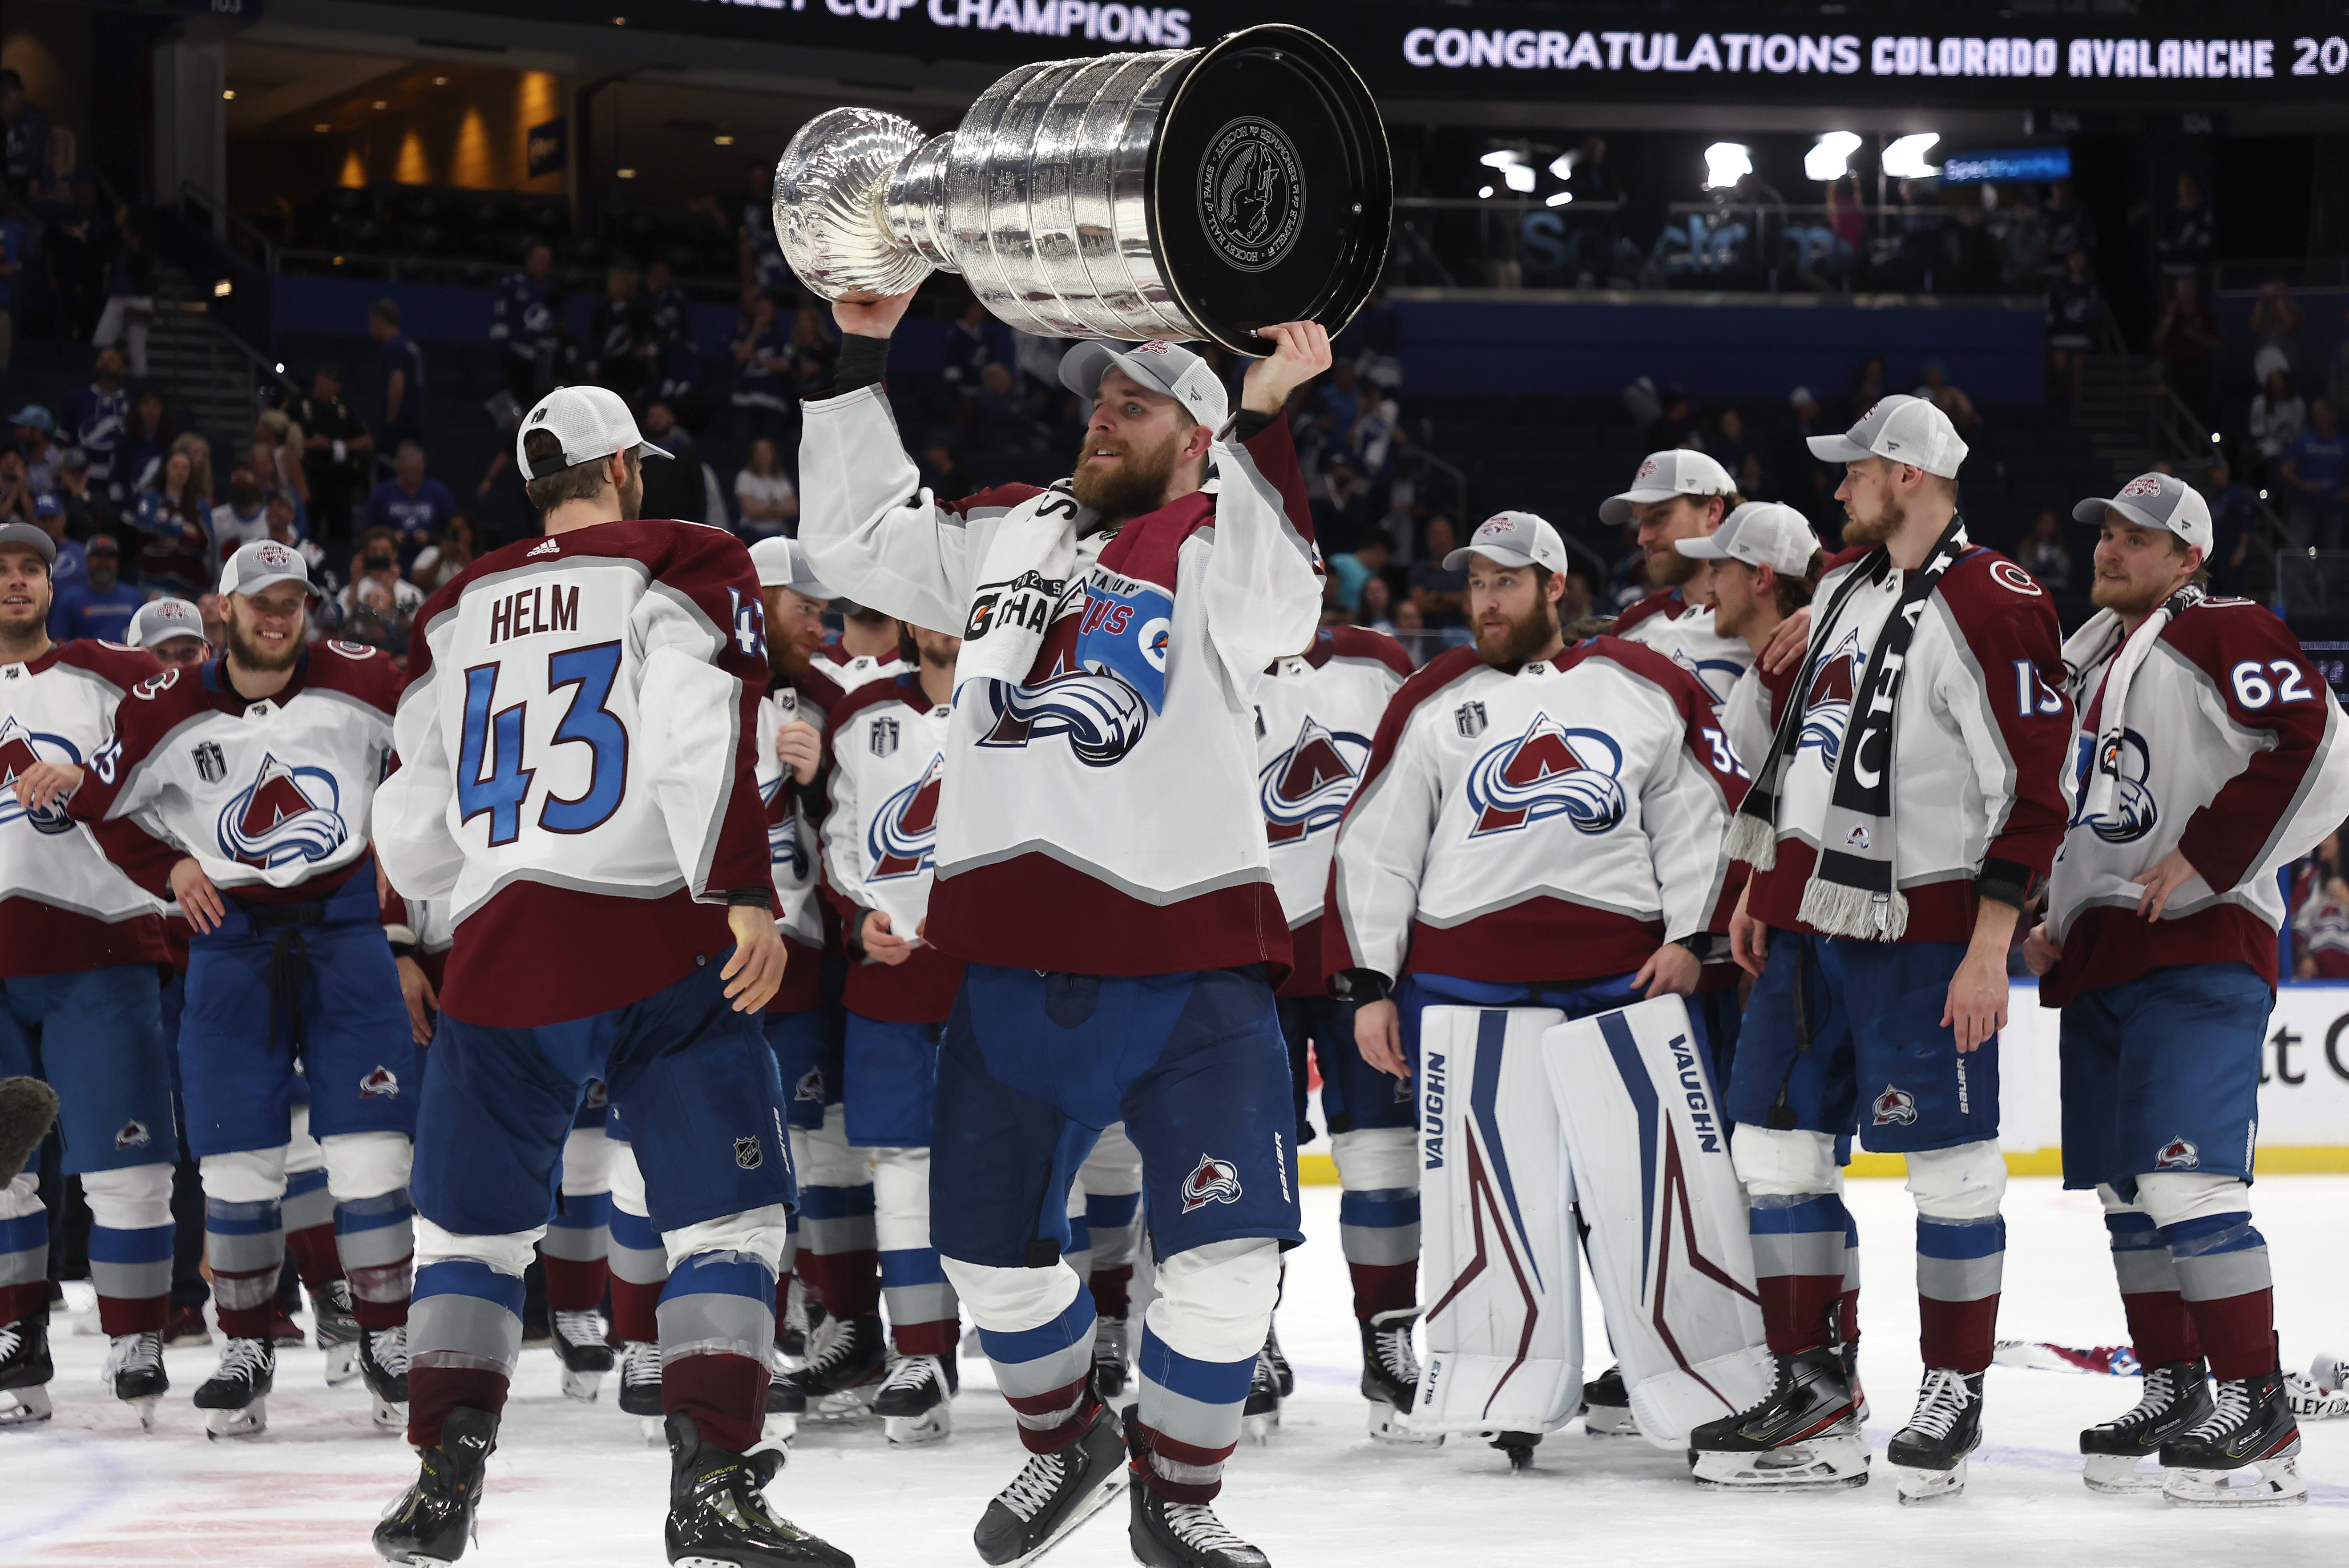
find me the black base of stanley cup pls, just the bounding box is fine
[1147,25,1392,358]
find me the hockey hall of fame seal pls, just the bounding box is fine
[1195,117,1307,274]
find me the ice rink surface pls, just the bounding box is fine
[5,1175,2344,1567]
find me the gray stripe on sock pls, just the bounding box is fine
[990,1338,1091,1400]
[0,1243,44,1287]
[541,1225,610,1263]
[336,1221,415,1273]
[90,1258,173,1303]
[1138,1375,1244,1453]
[2175,1246,2271,1303]
[1340,1222,1421,1267]
[2113,1250,2181,1295]
[410,1292,523,1374]
[282,1189,335,1233]
[1917,1254,2004,1303]
[609,1242,668,1287]
[797,1217,877,1254]
[882,1282,959,1326]
[1750,1231,1847,1279]
[658,1292,772,1364]
[206,1230,284,1276]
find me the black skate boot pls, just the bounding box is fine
[780,1311,886,1420]
[1582,1363,1641,1438]
[665,1413,854,1566]
[2080,1359,2212,1493]
[973,1401,1127,1567]
[106,1330,169,1428]
[313,1280,364,1386]
[1687,1346,1868,1490]
[551,1309,614,1404]
[1092,1313,1131,1403]
[194,1334,275,1439]
[375,1404,497,1565]
[1262,1324,1292,1399]
[2159,1364,2307,1507]
[0,1313,55,1427]
[362,1324,411,1431]
[620,1340,666,1445]
[1886,1367,1984,1505]
[1128,1424,1269,1568]
[1359,1308,1432,1444]
[1240,1345,1280,1443]
[873,1352,957,1447]
[766,1346,805,1445]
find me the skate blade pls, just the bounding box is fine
[2082,1454,2164,1494]
[1243,1407,1280,1445]
[126,1393,160,1431]
[323,1342,364,1387]
[559,1367,604,1404]
[2162,1456,2309,1508]
[1690,1434,1871,1490]
[1368,1401,1439,1446]
[810,1384,881,1422]
[0,1385,55,1425]
[204,1399,267,1439]
[1583,1406,1643,1439]
[762,1411,799,1446]
[371,1392,409,1432]
[640,1415,666,1447]
[1001,1467,1129,1568]
[1893,1459,1967,1505]
[884,1403,953,1447]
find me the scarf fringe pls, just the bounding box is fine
[1726,812,1777,870]
[1798,879,1910,942]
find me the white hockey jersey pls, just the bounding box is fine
[821,671,963,1022]
[2042,597,2349,1004]
[1328,637,1747,988]
[375,519,772,1028]
[0,641,170,975]
[1612,587,1752,710]
[799,383,1322,978]
[804,641,902,717]
[1249,626,1413,996]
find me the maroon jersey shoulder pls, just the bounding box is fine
[301,640,404,714]
[2158,596,2303,679]
[1611,588,1680,636]
[828,671,926,731]
[55,639,165,692]
[1321,625,1416,679]
[1577,634,1718,720]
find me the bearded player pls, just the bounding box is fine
[802,297,1328,1568]
[1604,449,1748,708]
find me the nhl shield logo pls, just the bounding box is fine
[735,1137,763,1171]
[1180,1153,1243,1214]
[2155,1135,2200,1170]
[1871,1085,1918,1126]
[114,1120,151,1151]
[359,1065,400,1098]
[1454,701,1488,740]
[193,741,226,783]
[870,717,900,758]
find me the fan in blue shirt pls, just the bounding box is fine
[362,444,458,563]
[47,532,142,642]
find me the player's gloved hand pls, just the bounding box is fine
[1354,998,1407,1081]
[2021,921,2061,977]
[1759,604,1812,675]
[860,909,918,967]
[833,289,920,341]
[1728,883,1770,977]
[171,856,228,935]
[8,759,82,811]
[1633,940,1700,998]
[775,718,822,788]
[396,955,440,1045]
[1241,322,1335,416]
[721,903,787,1013]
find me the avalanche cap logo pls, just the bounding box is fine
[2119,476,2165,500]
[1181,1152,1244,1213]
[0,715,81,835]
[215,751,349,869]
[2070,728,2159,844]
[1799,629,1866,767]
[1464,711,1629,838]
[868,753,945,879]
[1871,1085,1918,1126]
[1635,457,1659,481]
[359,1066,399,1098]
[2155,1135,2200,1170]
[1259,715,1370,846]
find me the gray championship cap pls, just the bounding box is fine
[1676,501,1823,576]
[218,539,323,599]
[1599,449,1739,527]
[1445,510,1570,573]
[750,536,834,601]
[516,384,674,481]
[0,521,57,565]
[2072,471,2214,553]
[1806,393,1968,478]
[126,597,207,650]
[1059,339,1231,431]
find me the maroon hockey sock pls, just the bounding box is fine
[408,1370,508,1450]
[892,1316,958,1357]
[1347,1260,1418,1322]
[1917,1292,2001,1375]
[284,1222,343,1292]
[541,1253,609,1314]
[1132,1421,1232,1505]
[1756,1274,1843,1355]
[2184,1290,2276,1381]
[1837,1286,1861,1350]
[802,1249,881,1319]
[610,1274,663,1343]
[1089,1263,1133,1320]
[1005,1377,1094,1455]
[214,1268,280,1340]
[0,1281,45,1322]
[2119,1288,2201,1367]
[94,1290,167,1336]
[664,1351,767,1455]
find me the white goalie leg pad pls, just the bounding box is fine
[560,1126,614,1197]
[608,1137,649,1220]
[1542,996,1771,1447]
[1415,1005,1582,1436]
[319,1132,413,1201]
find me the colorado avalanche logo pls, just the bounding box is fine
[358,1065,400,1099]
[1463,712,1627,838]
[2155,1136,2200,1170]
[0,715,80,834]
[868,753,944,879]
[1259,716,1369,846]
[216,752,348,868]
[1672,646,1749,709]
[2070,729,2158,844]
[1180,1153,1244,1213]
[1799,630,1865,767]
[1871,1086,1918,1126]
[760,773,812,882]
[979,652,1148,768]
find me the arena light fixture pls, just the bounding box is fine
[222,89,236,101]
[714,134,736,146]
[617,168,637,179]
[1702,142,1752,191]
[1545,190,1574,208]
[1477,184,1495,199]
[1548,150,1579,181]
[1882,133,1942,180]
[1805,132,1861,182]
[214,279,233,298]
[373,100,388,110]
[315,123,331,133]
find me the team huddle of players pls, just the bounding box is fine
[0,331,2336,1568]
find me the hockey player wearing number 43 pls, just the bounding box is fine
[2024,472,2349,1508]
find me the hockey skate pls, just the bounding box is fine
[1262,1324,1293,1399]
[1581,1363,1641,1439]
[2080,1359,2212,1493]
[1886,1367,1984,1504]
[2160,1367,2307,1508]
[1129,1425,1270,1568]
[973,1402,1127,1567]
[270,1299,307,1345]
[874,1352,956,1446]
[375,1404,496,1565]
[193,1335,274,1439]
[1687,1346,1869,1490]
[1486,1431,1542,1472]
[620,1340,666,1445]
[1359,1309,1433,1444]
[1240,1345,1280,1443]
[765,1346,802,1445]
[313,1281,364,1386]
[550,1309,614,1403]
[163,1301,212,1348]
[665,1413,854,1567]
[0,1313,55,1426]
[781,1311,887,1421]
[362,1325,411,1431]
[1092,1312,1132,1403]
[105,1330,169,1429]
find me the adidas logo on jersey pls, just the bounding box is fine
[528,539,561,557]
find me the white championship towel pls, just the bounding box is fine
[1414,1006,1583,1436]
[1542,995,1771,1447]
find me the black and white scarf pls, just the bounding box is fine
[1726,514,1972,940]
[2059,582,2205,831]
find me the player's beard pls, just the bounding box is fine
[1841,489,1901,548]
[1476,595,1559,668]
[1071,426,1184,523]
[1647,540,1700,588]
[226,609,303,674]
[769,632,813,682]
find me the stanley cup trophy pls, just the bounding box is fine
[771,24,1391,357]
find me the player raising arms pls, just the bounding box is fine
[2026,474,2349,1507]
[801,301,1328,1568]
[370,386,849,1568]
[1699,396,2072,1502]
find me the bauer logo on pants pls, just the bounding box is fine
[1181,1153,1242,1213]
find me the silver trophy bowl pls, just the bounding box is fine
[771,24,1390,356]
